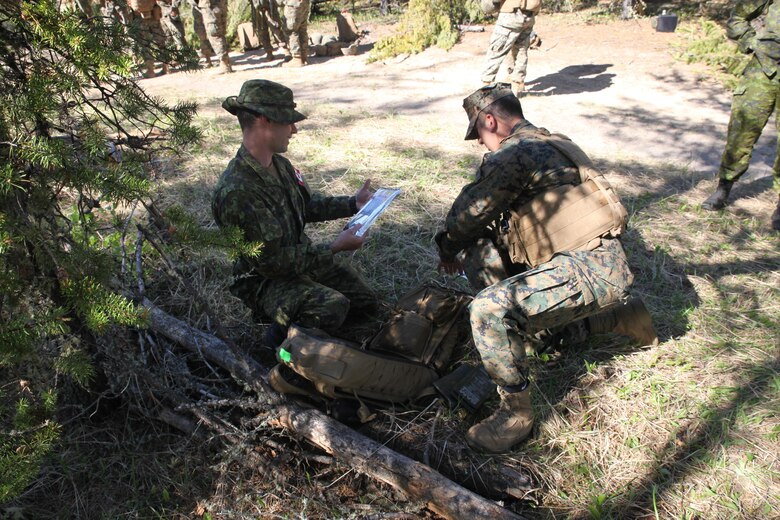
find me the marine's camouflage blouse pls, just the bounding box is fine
[212,145,353,279]
[436,121,581,262]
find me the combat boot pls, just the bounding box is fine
[511,81,525,97]
[283,56,306,67]
[218,55,232,74]
[702,179,733,210]
[587,297,659,346]
[466,387,533,453]
[772,194,780,231]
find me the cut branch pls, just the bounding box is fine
[142,299,526,520]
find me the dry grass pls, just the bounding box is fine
[6,93,778,519]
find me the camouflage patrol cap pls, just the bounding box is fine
[222,79,306,124]
[463,83,515,140]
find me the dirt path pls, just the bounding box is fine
[142,13,776,196]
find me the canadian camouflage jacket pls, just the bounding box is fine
[728,0,780,75]
[436,121,580,262]
[212,145,354,280]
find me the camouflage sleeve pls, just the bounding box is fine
[437,152,527,261]
[221,191,334,277]
[305,193,354,222]
[727,0,769,52]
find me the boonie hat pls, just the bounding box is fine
[463,83,515,140]
[222,79,306,124]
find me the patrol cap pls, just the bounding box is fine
[463,83,515,140]
[222,79,306,124]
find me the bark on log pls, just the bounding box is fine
[142,299,525,520]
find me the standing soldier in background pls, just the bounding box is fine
[251,0,289,61]
[283,0,311,67]
[100,0,130,25]
[701,0,780,231]
[157,0,187,54]
[480,0,541,96]
[192,0,232,73]
[128,0,167,78]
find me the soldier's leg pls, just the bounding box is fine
[772,101,780,230]
[251,0,274,58]
[460,238,512,292]
[717,58,777,181]
[480,23,521,84]
[192,2,215,65]
[198,0,231,72]
[506,16,535,94]
[311,261,376,317]
[257,277,351,334]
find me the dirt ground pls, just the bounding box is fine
[141,12,777,220]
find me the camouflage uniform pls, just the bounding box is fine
[436,119,633,388]
[128,0,166,78]
[251,0,288,58]
[283,0,311,61]
[718,0,780,194]
[157,0,186,52]
[212,80,375,333]
[193,0,231,71]
[481,8,536,88]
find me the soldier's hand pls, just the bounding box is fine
[331,224,367,253]
[354,179,373,210]
[437,258,464,275]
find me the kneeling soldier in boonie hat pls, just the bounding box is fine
[212,79,377,350]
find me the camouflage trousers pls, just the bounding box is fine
[233,261,376,334]
[193,0,228,62]
[284,0,310,59]
[720,55,780,193]
[481,10,536,85]
[469,238,633,387]
[158,1,186,51]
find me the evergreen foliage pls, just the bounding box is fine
[0,0,199,501]
[368,0,484,62]
[675,19,745,88]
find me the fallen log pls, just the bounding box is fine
[142,299,525,520]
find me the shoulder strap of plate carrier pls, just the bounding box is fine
[502,129,628,268]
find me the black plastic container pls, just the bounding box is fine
[656,12,678,32]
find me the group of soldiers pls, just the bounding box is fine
[61,0,317,76]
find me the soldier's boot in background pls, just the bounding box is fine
[772,194,780,231]
[511,81,525,97]
[143,58,156,78]
[466,386,533,453]
[161,63,169,75]
[218,54,232,73]
[702,179,733,210]
[588,297,659,346]
[283,56,305,67]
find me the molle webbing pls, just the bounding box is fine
[505,131,628,267]
[279,325,439,405]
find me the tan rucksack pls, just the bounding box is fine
[271,283,472,417]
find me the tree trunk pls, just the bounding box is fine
[142,299,525,520]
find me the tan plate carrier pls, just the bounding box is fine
[504,132,628,268]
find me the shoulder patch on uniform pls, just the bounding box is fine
[293,167,305,186]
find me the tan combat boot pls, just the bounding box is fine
[588,297,659,346]
[511,81,525,97]
[466,387,534,453]
[218,54,232,74]
[283,56,306,67]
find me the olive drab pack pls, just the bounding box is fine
[503,131,628,268]
[271,284,472,418]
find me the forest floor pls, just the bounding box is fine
[8,8,779,520]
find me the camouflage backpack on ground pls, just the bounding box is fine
[270,283,473,421]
